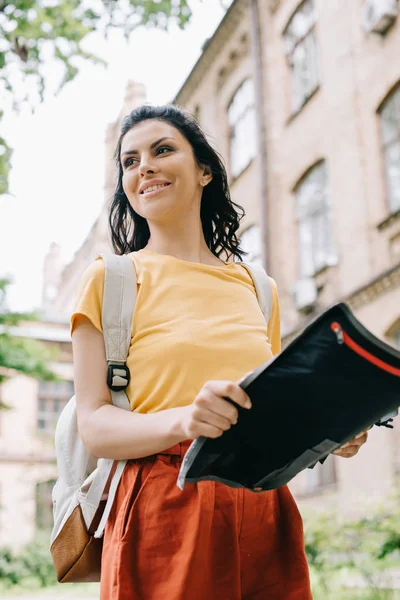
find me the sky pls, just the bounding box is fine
[0,0,229,311]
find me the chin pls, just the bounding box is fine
[139,202,177,222]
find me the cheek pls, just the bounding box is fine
[122,172,137,197]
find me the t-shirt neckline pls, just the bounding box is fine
[136,249,236,269]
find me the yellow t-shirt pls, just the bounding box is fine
[71,249,281,413]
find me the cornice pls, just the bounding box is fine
[346,262,400,310]
[282,262,400,344]
[174,0,246,106]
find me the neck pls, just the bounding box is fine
[144,209,223,265]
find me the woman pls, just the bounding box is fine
[71,105,369,599]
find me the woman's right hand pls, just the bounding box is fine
[178,380,252,440]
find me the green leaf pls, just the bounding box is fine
[0,279,58,386]
[0,0,204,194]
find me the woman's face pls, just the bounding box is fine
[120,119,208,223]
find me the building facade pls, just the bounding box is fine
[0,321,72,549]
[174,0,400,514]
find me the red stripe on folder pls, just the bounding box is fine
[331,322,400,377]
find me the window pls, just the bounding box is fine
[228,79,257,179]
[284,0,319,114]
[37,380,74,434]
[379,85,400,213]
[239,225,263,264]
[36,479,56,531]
[295,161,337,277]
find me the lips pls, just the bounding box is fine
[139,181,171,195]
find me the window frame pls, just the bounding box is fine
[239,224,263,265]
[35,479,57,531]
[36,380,74,435]
[378,82,400,215]
[283,0,319,116]
[227,78,257,181]
[294,160,337,278]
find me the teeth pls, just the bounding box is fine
[142,183,169,194]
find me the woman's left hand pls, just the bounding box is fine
[332,427,371,458]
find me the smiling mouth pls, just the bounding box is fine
[140,183,171,195]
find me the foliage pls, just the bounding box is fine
[0,278,57,394]
[19,541,58,588]
[0,541,56,589]
[0,0,196,194]
[304,491,400,598]
[0,547,29,586]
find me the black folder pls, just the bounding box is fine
[177,303,400,492]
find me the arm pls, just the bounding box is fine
[73,316,251,460]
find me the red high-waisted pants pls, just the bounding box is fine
[100,442,312,600]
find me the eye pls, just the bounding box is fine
[156,145,173,155]
[122,156,138,169]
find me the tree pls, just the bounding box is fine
[0,278,57,407]
[0,0,194,194]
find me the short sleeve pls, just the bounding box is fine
[267,278,281,356]
[70,259,105,335]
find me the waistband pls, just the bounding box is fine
[128,440,193,465]
[157,439,192,459]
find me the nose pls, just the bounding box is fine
[139,156,159,178]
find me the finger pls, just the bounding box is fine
[190,422,225,440]
[355,427,371,438]
[205,380,252,410]
[195,391,238,424]
[333,447,358,458]
[355,433,368,445]
[340,432,368,447]
[334,439,366,457]
[192,405,235,431]
[341,433,368,449]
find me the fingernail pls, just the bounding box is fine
[245,400,252,409]
[341,442,350,448]
[355,432,365,439]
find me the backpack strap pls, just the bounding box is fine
[100,253,137,409]
[83,253,137,538]
[240,261,273,325]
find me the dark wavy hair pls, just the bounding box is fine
[109,104,246,262]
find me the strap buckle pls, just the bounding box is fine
[107,364,130,391]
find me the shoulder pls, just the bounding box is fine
[77,260,106,299]
[82,258,106,281]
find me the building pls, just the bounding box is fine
[173,0,400,514]
[0,319,72,549]
[2,0,400,550]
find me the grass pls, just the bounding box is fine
[0,580,100,597]
[313,591,400,600]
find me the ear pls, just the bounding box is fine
[199,166,213,187]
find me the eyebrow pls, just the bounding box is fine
[122,137,175,156]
